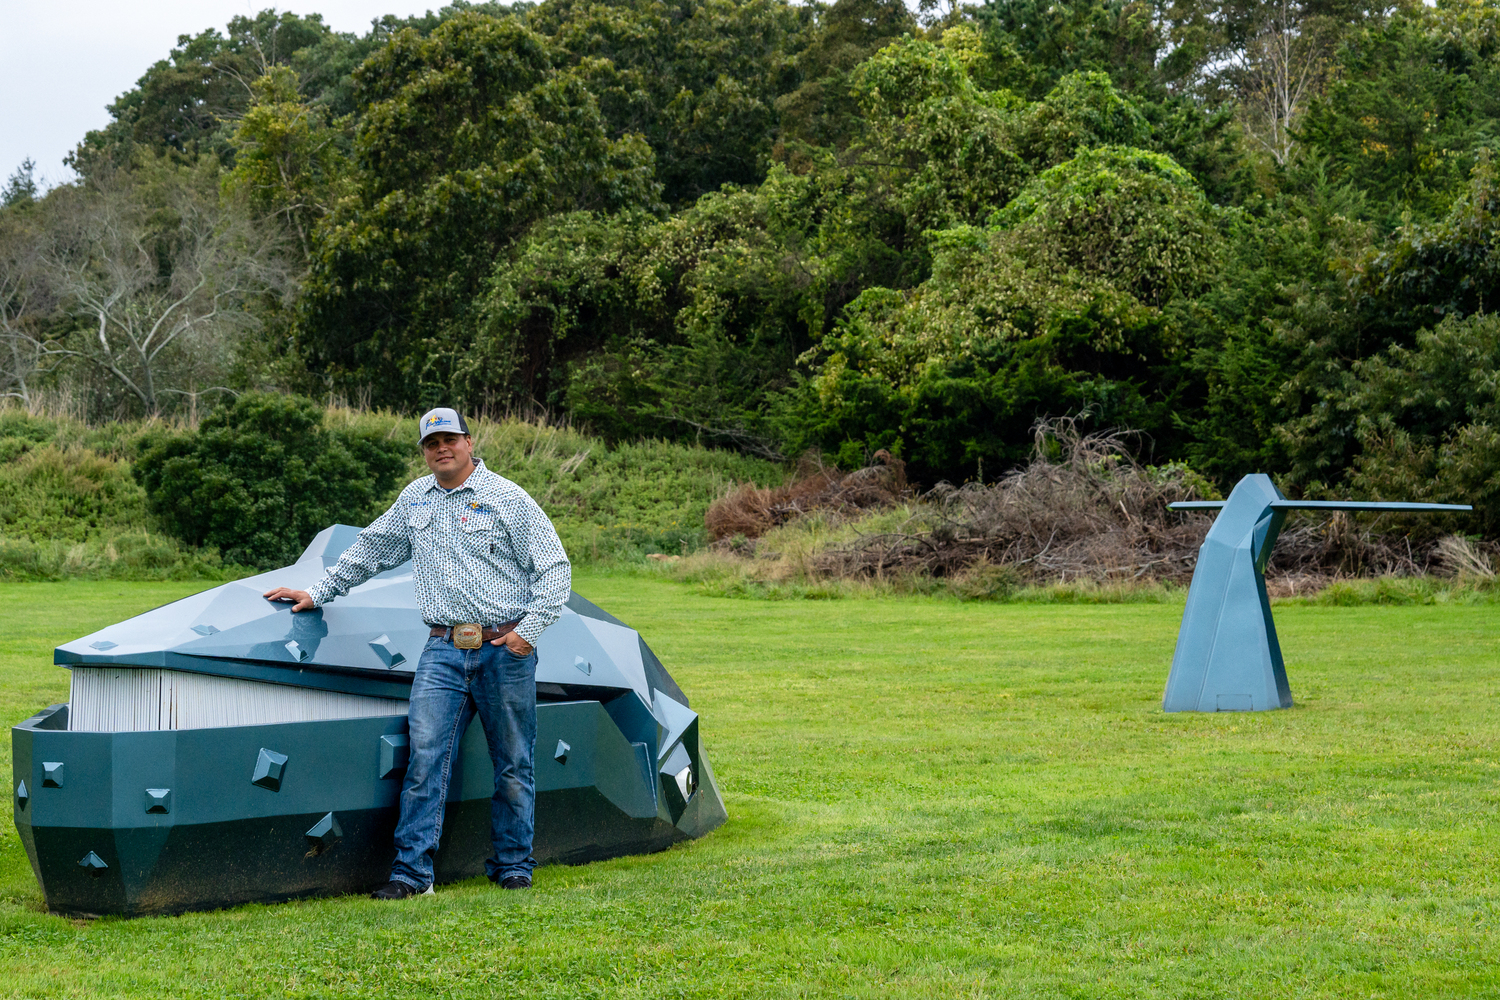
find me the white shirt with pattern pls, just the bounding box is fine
[306,459,571,645]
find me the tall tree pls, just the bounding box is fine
[774,0,917,153]
[297,12,662,410]
[226,67,350,256]
[532,0,813,204]
[1232,1,1326,165]
[70,10,336,173]
[0,204,55,407]
[44,162,295,415]
[1,159,39,209]
[1303,4,1500,225]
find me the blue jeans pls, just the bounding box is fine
[390,636,537,888]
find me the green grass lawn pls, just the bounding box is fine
[0,576,1496,998]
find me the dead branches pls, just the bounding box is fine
[821,419,1214,582]
[706,449,910,541]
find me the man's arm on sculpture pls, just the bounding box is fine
[508,493,572,648]
[309,498,416,605]
[265,498,415,611]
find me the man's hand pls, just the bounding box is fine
[491,630,534,655]
[263,587,316,612]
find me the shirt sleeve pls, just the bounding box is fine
[508,491,572,646]
[306,497,415,607]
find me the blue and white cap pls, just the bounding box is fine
[418,407,470,443]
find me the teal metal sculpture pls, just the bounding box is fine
[13,526,726,916]
[1164,474,1470,713]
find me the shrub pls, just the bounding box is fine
[0,444,151,543]
[0,411,59,463]
[133,393,410,567]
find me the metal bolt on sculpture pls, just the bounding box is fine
[1164,474,1470,713]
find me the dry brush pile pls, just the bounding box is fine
[705,449,911,543]
[703,420,1496,591]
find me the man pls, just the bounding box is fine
[263,407,571,897]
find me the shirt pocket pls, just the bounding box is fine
[460,515,494,550]
[408,509,435,553]
[463,516,512,561]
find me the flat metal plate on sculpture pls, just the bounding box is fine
[1164,474,1470,713]
[12,525,726,917]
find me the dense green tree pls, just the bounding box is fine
[225,67,350,256]
[133,392,410,566]
[789,145,1224,481]
[71,11,337,173]
[70,5,524,176]
[775,0,918,153]
[1341,312,1500,533]
[1277,154,1500,486]
[974,0,1170,98]
[297,12,661,410]
[473,175,832,449]
[469,41,1170,456]
[1176,158,1371,484]
[1303,4,1500,226]
[531,0,812,203]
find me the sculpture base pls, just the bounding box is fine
[13,699,725,917]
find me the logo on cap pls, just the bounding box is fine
[425,415,452,428]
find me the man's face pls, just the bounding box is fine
[422,432,474,477]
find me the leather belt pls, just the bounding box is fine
[428,620,522,649]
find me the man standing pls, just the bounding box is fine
[263,408,571,897]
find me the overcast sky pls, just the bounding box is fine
[1,1,440,190]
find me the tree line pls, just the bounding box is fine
[4,0,1500,529]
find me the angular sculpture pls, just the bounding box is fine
[1165,474,1470,712]
[13,526,726,916]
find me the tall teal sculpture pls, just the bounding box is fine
[1164,474,1470,712]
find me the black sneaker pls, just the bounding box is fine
[370,880,433,900]
[498,875,532,890]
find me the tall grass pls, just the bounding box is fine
[320,405,785,560]
[0,401,784,579]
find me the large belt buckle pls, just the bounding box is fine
[453,623,484,650]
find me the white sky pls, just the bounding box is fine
[1,2,440,189]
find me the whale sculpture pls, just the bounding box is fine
[1165,474,1470,712]
[12,525,725,916]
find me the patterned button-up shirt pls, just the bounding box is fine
[306,460,571,645]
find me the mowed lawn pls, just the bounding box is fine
[0,576,1496,998]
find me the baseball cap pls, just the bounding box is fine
[418,407,470,443]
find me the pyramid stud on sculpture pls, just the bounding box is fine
[251,748,287,790]
[191,624,219,636]
[369,634,405,667]
[658,742,694,822]
[553,740,571,764]
[377,734,409,779]
[15,781,27,810]
[574,656,591,676]
[90,640,117,650]
[284,640,309,662]
[144,788,171,814]
[41,762,63,788]
[78,852,109,877]
[305,812,342,852]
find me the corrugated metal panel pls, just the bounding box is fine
[68,667,408,732]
